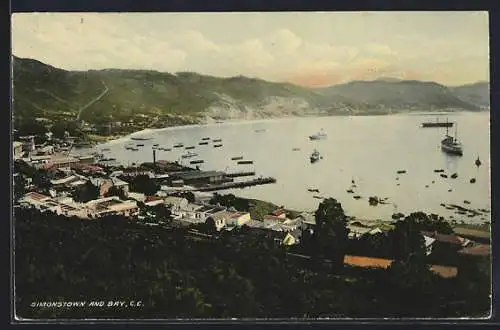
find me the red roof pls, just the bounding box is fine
[25,191,50,201]
[272,208,286,217]
[264,215,287,221]
[229,212,248,218]
[145,196,163,202]
[458,244,491,256]
[421,231,464,245]
[76,164,103,172]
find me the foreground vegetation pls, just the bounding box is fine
[14,197,490,319]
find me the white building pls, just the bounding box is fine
[225,211,251,226]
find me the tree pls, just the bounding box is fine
[13,174,27,201]
[73,181,100,203]
[388,216,426,261]
[313,198,348,269]
[129,175,159,196]
[104,185,126,200]
[204,217,218,234]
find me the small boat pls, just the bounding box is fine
[190,160,205,164]
[131,137,151,141]
[434,169,445,173]
[396,170,407,174]
[475,157,482,167]
[199,142,209,145]
[163,148,171,152]
[131,148,139,151]
[136,144,144,147]
[422,118,454,128]
[292,148,300,151]
[231,156,244,161]
[153,143,159,147]
[470,178,476,184]
[202,137,210,141]
[450,173,458,179]
[173,143,184,148]
[309,129,327,141]
[441,124,463,156]
[213,138,222,143]
[237,160,253,165]
[214,144,223,148]
[307,188,319,193]
[215,120,224,124]
[181,152,198,159]
[310,149,320,163]
[101,148,111,151]
[185,146,196,150]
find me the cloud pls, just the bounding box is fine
[11,13,488,86]
[365,43,398,57]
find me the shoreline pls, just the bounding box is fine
[94,110,488,146]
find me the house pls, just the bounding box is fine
[343,254,458,278]
[144,196,164,207]
[164,196,189,213]
[280,218,303,232]
[282,232,298,246]
[205,211,229,231]
[50,175,88,187]
[271,207,287,219]
[263,215,289,226]
[19,136,35,152]
[348,224,384,239]
[293,212,316,230]
[173,202,205,220]
[226,211,251,226]
[78,155,95,164]
[421,231,470,247]
[128,192,146,203]
[244,219,267,229]
[458,244,491,257]
[20,192,52,207]
[39,146,55,155]
[13,141,23,159]
[43,156,81,170]
[85,196,139,217]
[424,235,437,256]
[111,177,130,195]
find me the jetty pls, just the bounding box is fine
[195,177,276,192]
[226,171,256,178]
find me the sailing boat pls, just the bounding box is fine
[475,156,482,167]
[310,149,321,163]
[441,123,463,156]
[309,128,327,140]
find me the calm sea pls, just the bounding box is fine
[90,112,491,223]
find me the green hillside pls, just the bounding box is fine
[12,56,487,136]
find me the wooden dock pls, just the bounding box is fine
[195,177,276,191]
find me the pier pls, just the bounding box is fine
[195,177,276,192]
[226,171,256,178]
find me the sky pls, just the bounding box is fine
[11,12,490,87]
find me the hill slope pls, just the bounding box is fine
[316,80,482,113]
[449,82,490,108]
[12,56,485,128]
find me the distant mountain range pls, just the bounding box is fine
[12,56,489,125]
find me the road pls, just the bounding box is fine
[76,81,109,120]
